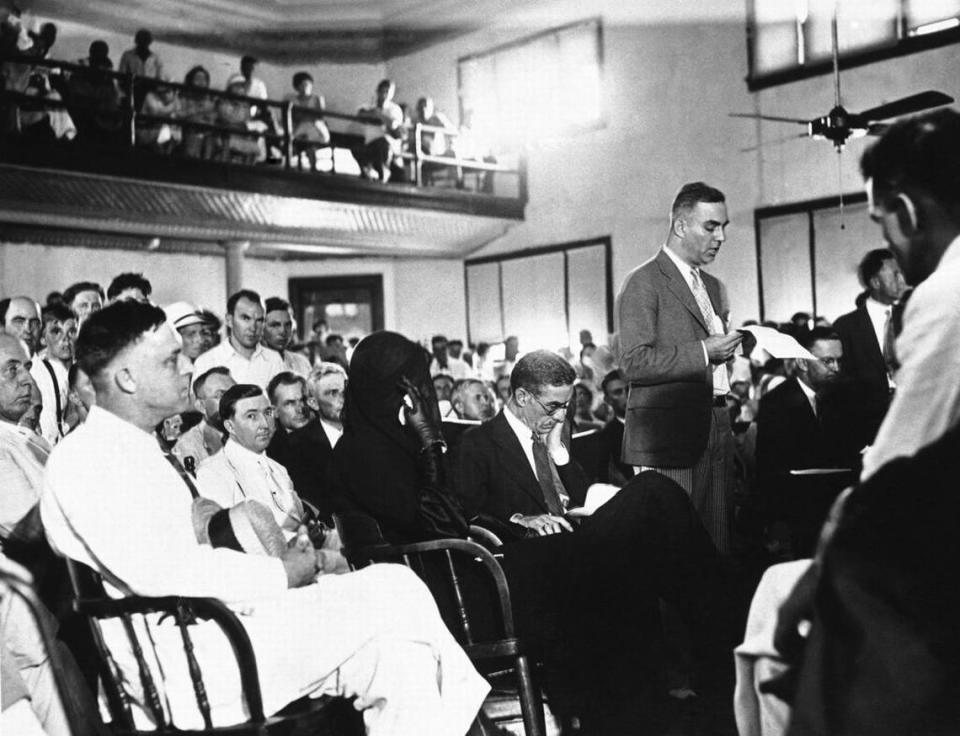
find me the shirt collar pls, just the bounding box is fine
[223,438,266,469]
[503,404,534,447]
[663,245,698,285]
[865,296,892,317]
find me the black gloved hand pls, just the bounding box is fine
[398,376,443,449]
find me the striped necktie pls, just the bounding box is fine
[690,268,717,329]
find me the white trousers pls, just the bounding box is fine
[110,564,489,736]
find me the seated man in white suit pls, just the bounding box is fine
[40,300,488,736]
[196,383,305,539]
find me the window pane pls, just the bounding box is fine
[459,21,601,154]
[759,213,813,322]
[805,0,898,62]
[567,246,608,350]
[906,0,960,32]
[501,253,567,351]
[813,202,875,321]
[466,263,503,344]
[753,1,800,74]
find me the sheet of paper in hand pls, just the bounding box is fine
[566,483,621,518]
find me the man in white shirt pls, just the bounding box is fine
[196,384,305,538]
[1,297,42,358]
[429,334,471,380]
[40,300,488,735]
[192,290,284,392]
[172,366,234,472]
[267,371,339,521]
[0,334,50,538]
[262,297,311,377]
[353,78,404,183]
[860,109,960,479]
[29,304,76,446]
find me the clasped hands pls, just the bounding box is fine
[282,524,349,588]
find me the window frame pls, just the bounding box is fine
[746,0,960,91]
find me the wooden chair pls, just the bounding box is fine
[0,556,76,735]
[333,512,546,736]
[64,559,363,736]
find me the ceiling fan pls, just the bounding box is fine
[731,2,954,151]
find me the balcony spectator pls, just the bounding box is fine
[238,55,280,162]
[353,78,404,183]
[18,71,75,141]
[410,96,456,183]
[217,73,261,165]
[61,281,103,327]
[117,29,163,110]
[136,77,180,154]
[285,71,330,171]
[66,41,121,144]
[179,65,215,159]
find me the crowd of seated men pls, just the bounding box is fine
[0,11,495,187]
[0,241,926,734]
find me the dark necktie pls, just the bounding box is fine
[160,443,201,498]
[532,433,564,515]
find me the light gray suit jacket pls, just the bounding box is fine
[616,249,729,467]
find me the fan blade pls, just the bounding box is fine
[867,122,889,136]
[729,112,810,124]
[859,91,954,121]
[740,132,808,153]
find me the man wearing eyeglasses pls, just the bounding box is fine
[454,350,586,537]
[755,327,865,556]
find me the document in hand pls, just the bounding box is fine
[737,325,816,360]
[566,483,621,518]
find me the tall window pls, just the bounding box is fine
[458,19,603,153]
[749,0,960,87]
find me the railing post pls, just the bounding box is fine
[282,101,293,171]
[414,123,422,185]
[125,73,136,147]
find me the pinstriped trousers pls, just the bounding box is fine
[644,407,735,554]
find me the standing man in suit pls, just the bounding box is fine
[832,248,906,443]
[618,182,743,553]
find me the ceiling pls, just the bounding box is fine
[23,0,546,63]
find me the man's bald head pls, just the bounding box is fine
[0,333,34,423]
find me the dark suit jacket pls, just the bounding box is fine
[453,411,589,534]
[596,419,634,487]
[756,378,861,550]
[266,418,335,521]
[832,303,891,441]
[617,249,728,467]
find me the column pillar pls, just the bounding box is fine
[221,240,250,298]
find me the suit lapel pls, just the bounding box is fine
[856,305,885,362]
[656,250,710,332]
[489,412,550,513]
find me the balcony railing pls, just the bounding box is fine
[0,54,525,200]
